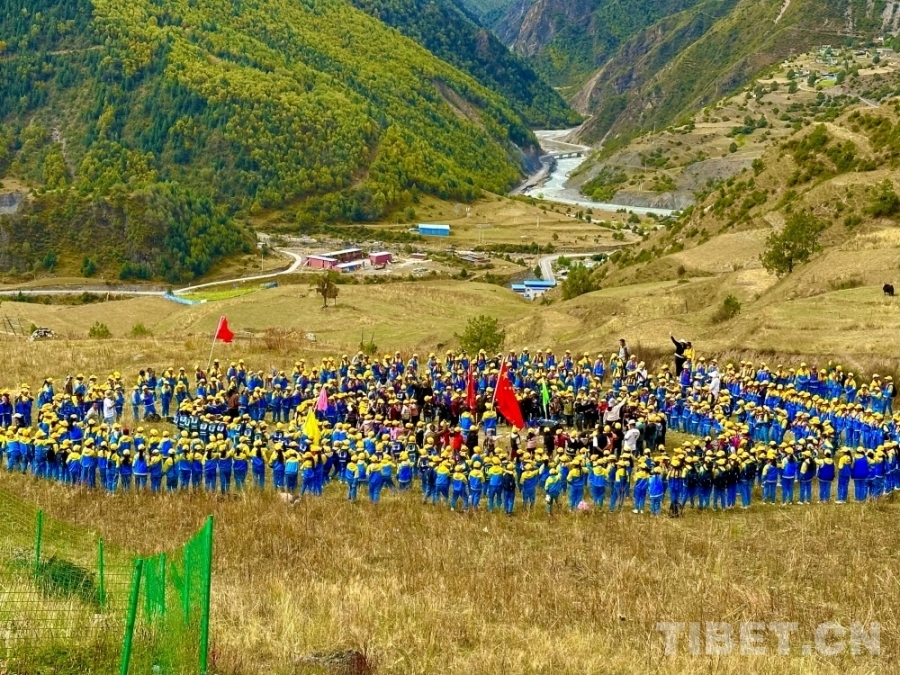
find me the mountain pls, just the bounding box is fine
[496,0,707,89]
[0,0,550,280]
[496,0,887,145]
[601,100,900,291]
[349,0,579,127]
[456,0,520,26]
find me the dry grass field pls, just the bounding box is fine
[0,472,896,675]
[252,193,638,252]
[0,281,528,359]
[3,266,900,390]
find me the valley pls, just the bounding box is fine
[3,4,900,675]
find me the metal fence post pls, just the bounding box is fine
[120,559,144,675]
[33,510,43,576]
[199,516,213,675]
[98,537,106,611]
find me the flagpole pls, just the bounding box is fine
[207,317,221,371]
[491,361,504,406]
[542,378,547,418]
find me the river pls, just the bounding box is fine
[514,129,677,218]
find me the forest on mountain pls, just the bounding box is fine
[493,0,891,144]
[349,0,579,127]
[0,0,556,279]
[496,0,707,88]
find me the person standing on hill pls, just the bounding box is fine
[671,334,690,374]
[618,338,630,362]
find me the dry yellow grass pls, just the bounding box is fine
[365,194,635,250]
[4,266,900,390]
[0,473,896,675]
[668,230,768,275]
[0,281,528,355]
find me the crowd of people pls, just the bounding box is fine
[0,336,898,515]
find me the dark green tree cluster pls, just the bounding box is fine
[2,185,252,282]
[349,0,578,127]
[580,166,627,201]
[761,210,826,277]
[455,314,506,354]
[561,263,598,300]
[1,0,547,278]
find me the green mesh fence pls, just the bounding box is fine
[0,489,212,674]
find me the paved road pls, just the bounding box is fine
[0,249,305,298]
[172,250,304,295]
[538,252,607,283]
[0,288,166,297]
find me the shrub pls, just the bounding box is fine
[455,315,505,354]
[827,276,864,292]
[561,263,598,300]
[88,322,111,339]
[42,251,57,271]
[130,322,152,337]
[358,332,378,356]
[81,257,97,278]
[865,180,900,218]
[711,295,741,323]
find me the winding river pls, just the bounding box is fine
[515,129,676,218]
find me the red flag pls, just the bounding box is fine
[466,363,477,411]
[214,316,234,343]
[494,362,525,430]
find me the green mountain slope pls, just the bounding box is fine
[456,0,520,26]
[497,0,888,144]
[496,0,707,89]
[349,0,579,127]
[0,0,542,279]
[575,0,850,146]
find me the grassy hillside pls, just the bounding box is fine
[575,0,850,145]
[497,0,708,89]
[1,472,897,675]
[496,0,889,145]
[0,0,545,279]
[349,0,579,127]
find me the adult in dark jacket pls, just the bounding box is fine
[671,334,689,374]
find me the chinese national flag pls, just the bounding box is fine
[466,363,477,411]
[495,362,525,430]
[214,316,234,343]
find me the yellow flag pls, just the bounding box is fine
[303,407,320,446]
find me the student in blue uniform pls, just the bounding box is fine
[251,447,267,489]
[450,464,468,512]
[648,468,665,515]
[544,469,562,514]
[468,461,485,510]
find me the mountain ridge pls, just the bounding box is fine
[494,0,892,145]
[0,0,567,279]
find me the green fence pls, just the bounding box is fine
[0,489,213,674]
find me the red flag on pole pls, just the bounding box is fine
[214,316,234,343]
[466,363,477,411]
[494,361,525,429]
